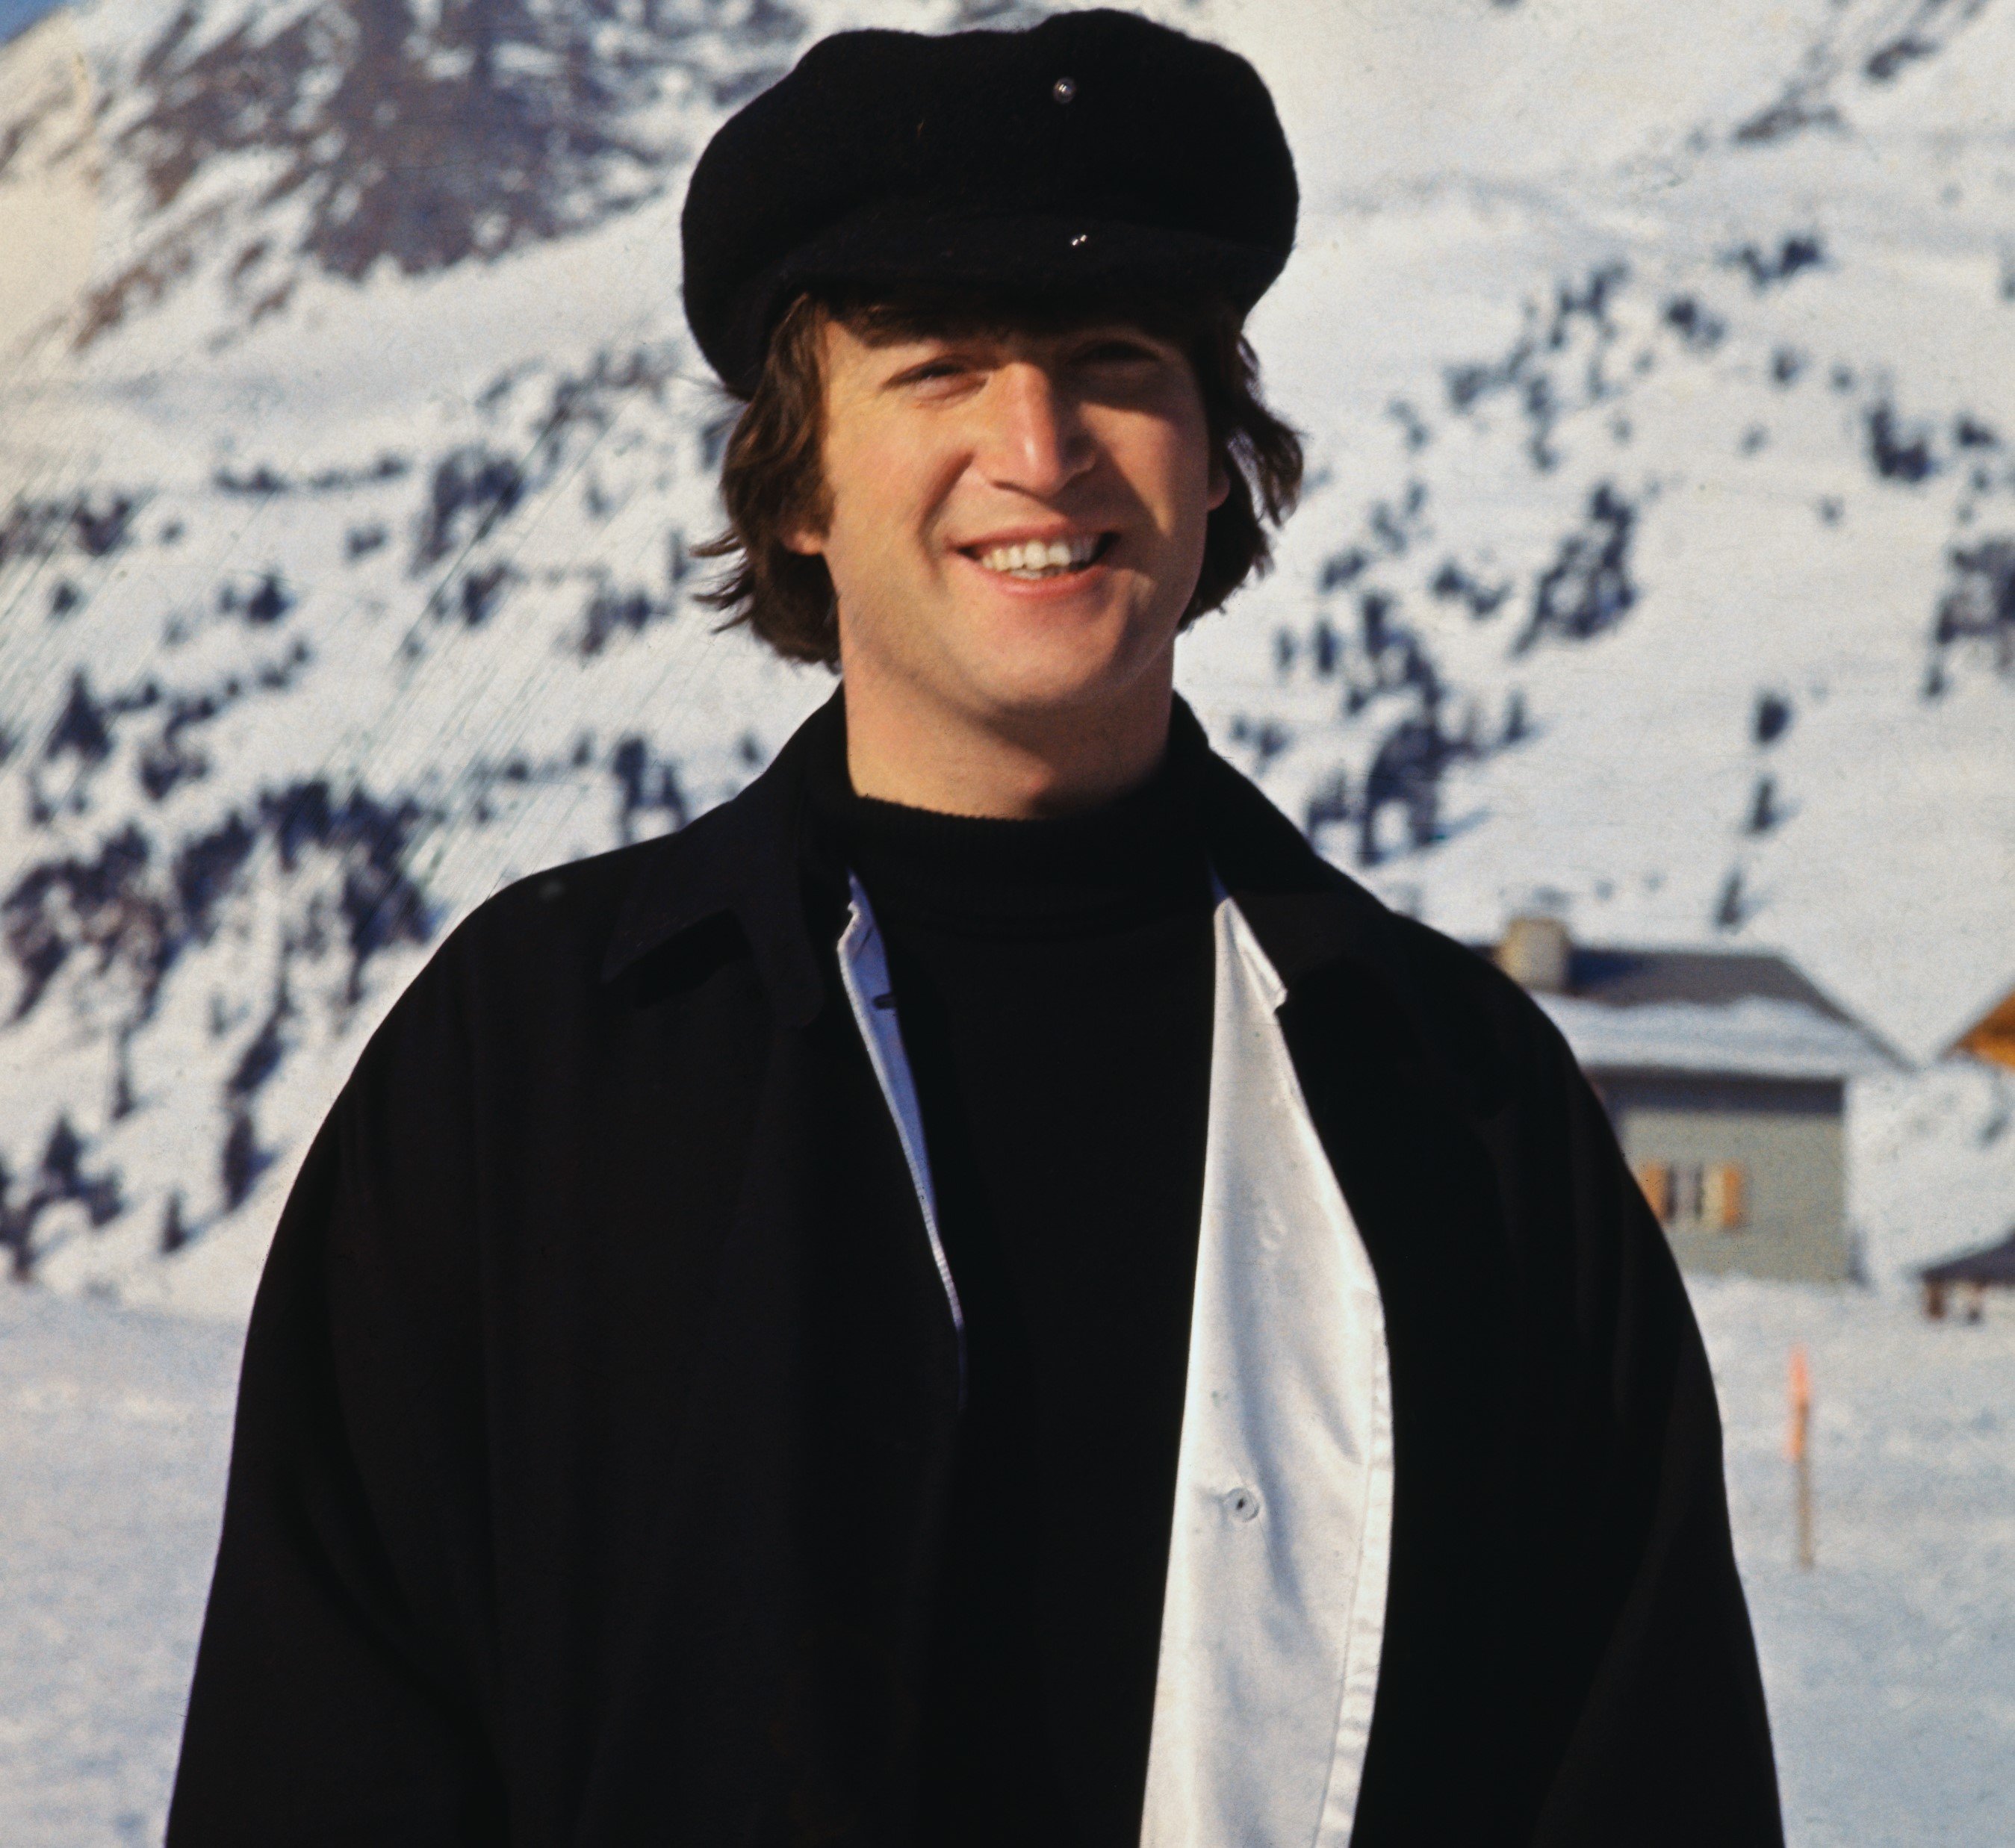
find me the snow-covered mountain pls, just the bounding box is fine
[1,0,2011,1316]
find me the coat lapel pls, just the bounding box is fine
[836,875,968,1407]
[1137,894,1395,1848]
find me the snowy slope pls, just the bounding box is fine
[0,0,2012,1316]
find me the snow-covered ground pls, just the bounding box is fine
[0,1287,239,1848]
[2,1274,2010,1846]
[1701,1275,2015,1845]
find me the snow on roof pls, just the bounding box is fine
[1500,945,1907,1081]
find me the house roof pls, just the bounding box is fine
[1559,947,1861,1018]
[1469,942,1906,1082]
[1920,1230,2015,1287]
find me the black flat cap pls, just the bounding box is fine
[681,7,1297,396]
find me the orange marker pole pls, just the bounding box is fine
[1786,1345,1814,1569]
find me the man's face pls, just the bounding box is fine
[788,310,1229,731]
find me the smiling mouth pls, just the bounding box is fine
[965,533,1115,580]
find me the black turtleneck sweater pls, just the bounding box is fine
[806,706,1217,1846]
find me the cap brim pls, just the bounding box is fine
[710,210,1285,395]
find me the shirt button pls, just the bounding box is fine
[1052,75,1078,104]
[1224,1486,1261,1522]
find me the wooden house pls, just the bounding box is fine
[1482,917,1904,1283]
[1948,986,2015,1071]
[1919,1229,2015,1322]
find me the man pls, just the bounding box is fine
[169,10,1783,1846]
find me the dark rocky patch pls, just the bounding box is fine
[1745,775,1780,836]
[1867,402,1938,483]
[243,573,293,625]
[1,827,161,1019]
[1226,715,1291,776]
[1320,548,1369,593]
[457,562,515,626]
[415,445,526,569]
[3,774,436,1031]
[1387,399,1432,453]
[88,0,807,343]
[1713,866,1754,930]
[0,1116,125,1280]
[0,491,139,567]
[1733,93,1843,146]
[220,1107,270,1212]
[1724,233,1825,290]
[579,582,673,656]
[1866,35,1937,81]
[1354,709,1479,865]
[308,453,410,491]
[45,673,114,767]
[1444,264,1628,469]
[258,780,436,998]
[610,736,689,844]
[1517,483,1638,652]
[213,463,290,497]
[1754,691,1794,746]
[160,1190,190,1255]
[1430,559,1513,620]
[1933,535,2015,678]
[1662,296,1726,352]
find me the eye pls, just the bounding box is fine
[1074,337,1161,367]
[890,353,977,389]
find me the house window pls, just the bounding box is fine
[1633,1160,1748,1231]
[1703,1162,1747,1230]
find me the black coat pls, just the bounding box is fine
[168,703,1783,1846]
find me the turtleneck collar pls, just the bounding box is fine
[803,691,1214,936]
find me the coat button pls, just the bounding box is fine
[1052,75,1077,104]
[1224,1486,1261,1522]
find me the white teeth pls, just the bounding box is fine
[974,535,1103,578]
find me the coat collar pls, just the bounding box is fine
[600,691,837,1025]
[600,688,1421,1033]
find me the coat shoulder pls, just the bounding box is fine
[1381,907,1580,1088]
[340,817,751,1127]
[450,830,691,986]
[1200,748,1575,1113]
[409,801,754,1026]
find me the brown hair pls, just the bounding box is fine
[695,285,1304,665]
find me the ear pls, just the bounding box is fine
[780,520,828,558]
[1206,454,1232,512]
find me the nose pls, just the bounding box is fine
[976,361,1094,498]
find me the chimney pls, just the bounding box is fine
[1499,913,1571,995]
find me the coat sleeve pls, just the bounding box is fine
[1528,1017,1785,1847]
[167,956,504,1846]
